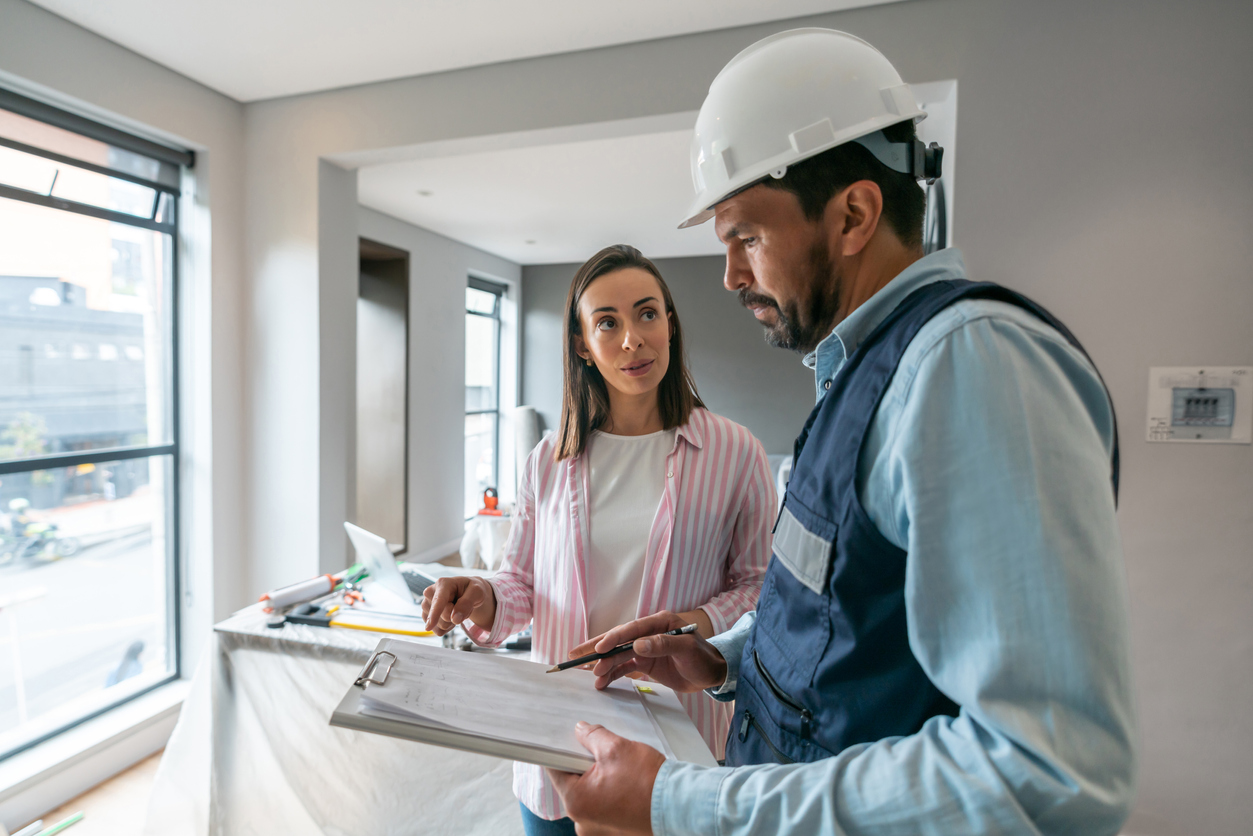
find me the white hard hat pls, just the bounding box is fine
[680,28,941,229]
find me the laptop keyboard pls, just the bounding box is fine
[400,568,434,597]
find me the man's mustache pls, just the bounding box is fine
[738,289,779,311]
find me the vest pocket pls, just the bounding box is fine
[732,673,838,765]
[754,649,814,738]
[755,491,836,685]
[738,710,795,764]
[772,504,835,594]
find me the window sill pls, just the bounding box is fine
[0,679,188,832]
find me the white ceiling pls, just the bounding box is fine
[357,125,723,265]
[357,80,957,268]
[28,0,902,102]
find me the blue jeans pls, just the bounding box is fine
[519,802,577,836]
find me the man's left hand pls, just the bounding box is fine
[548,721,664,835]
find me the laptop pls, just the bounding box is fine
[343,522,494,612]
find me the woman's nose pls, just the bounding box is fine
[621,325,644,351]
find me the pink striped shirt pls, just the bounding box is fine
[464,407,775,820]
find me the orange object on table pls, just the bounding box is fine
[478,487,502,516]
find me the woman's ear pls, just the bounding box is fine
[573,334,589,361]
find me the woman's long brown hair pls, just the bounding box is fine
[555,245,704,461]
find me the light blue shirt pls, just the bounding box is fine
[652,249,1137,835]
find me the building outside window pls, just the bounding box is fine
[0,91,187,760]
[464,277,506,518]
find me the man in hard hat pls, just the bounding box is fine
[550,28,1136,835]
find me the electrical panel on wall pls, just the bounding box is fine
[1146,367,1252,444]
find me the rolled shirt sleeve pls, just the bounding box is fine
[652,306,1137,836]
[704,611,755,702]
[462,450,538,647]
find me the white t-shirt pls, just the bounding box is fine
[585,427,675,639]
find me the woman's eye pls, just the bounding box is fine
[596,318,615,331]
[641,310,657,321]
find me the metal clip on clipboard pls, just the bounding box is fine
[354,649,396,687]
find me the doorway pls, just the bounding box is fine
[357,238,409,552]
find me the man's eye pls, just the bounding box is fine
[742,236,757,246]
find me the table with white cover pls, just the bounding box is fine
[142,601,523,836]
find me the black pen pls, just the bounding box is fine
[546,623,698,673]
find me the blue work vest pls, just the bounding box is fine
[726,279,1119,766]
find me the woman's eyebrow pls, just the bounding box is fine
[591,296,657,313]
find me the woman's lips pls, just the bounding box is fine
[620,359,655,378]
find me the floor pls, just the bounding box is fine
[13,751,162,836]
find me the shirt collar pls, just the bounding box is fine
[674,409,704,451]
[803,248,968,401]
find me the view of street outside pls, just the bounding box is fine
[0,483,171,754]
[0,104,179,756]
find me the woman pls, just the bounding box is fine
[423,245,774,834]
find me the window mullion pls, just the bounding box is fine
[0,185,176,233]
[0,444,177,476]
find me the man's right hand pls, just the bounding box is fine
[571,611,728,693]
[421,576,497,636]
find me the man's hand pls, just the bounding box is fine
[567,611,728,693]
[549,722,663,836]
[421,576,496,636]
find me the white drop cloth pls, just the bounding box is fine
[142,604,523,836]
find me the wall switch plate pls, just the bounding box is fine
[1147,367,1252,443]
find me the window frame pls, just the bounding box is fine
[465,276,506,519]
[0,91,186,762]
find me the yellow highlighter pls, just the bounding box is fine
[330,619,434,638]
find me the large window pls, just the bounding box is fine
[465,278,505,518]
[0,91,188,760]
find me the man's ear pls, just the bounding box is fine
[832,180,883,257]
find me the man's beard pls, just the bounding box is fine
[738,240,840,354]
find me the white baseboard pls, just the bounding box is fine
[0,681,187,832]
[405,535,463,565]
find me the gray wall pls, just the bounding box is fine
[522,256,815,454]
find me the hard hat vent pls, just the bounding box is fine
[790,119,838,156]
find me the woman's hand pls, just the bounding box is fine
[422,576,498,636]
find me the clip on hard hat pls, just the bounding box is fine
[851,131,944,184]
[916,141,944,185]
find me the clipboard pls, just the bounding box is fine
[330,640,718,773]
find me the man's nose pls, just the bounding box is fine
[724,244,752,292]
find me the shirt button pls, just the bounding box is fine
[667,471,674,478]
[823,379,832,390]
